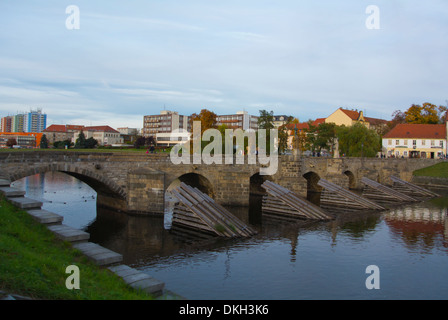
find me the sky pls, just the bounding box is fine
[0,1,447,130]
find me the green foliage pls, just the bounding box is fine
[53,140,73,149]
[40,134,49,149]
[75,131,98,149]
[337,123,381,157]
[74,131,86,149]
[305,122,338,153]
[258,110,274,130]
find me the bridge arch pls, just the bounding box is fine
[166,172,215,198]
[6,163,127,200]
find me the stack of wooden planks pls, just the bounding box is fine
[318,178,385,212]
[261,180,333,221]
[170,182,257,238]
[390,176,439,200]
[361,177,418,204]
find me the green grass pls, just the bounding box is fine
[413,162,448,178]
[0,197,154,300]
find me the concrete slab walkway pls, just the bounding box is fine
[108,264,165,295]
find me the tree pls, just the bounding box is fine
[134,136,156,149]
[404,103,446,124]
[190,109,217,134]
[40,134,49,149]
[257,110,274,130]
[54,139,72,149]
[337,123,381,157]
[305,122,338,154]
[84,137,98,149]
[75,131,86,149]
[6,138,17,148]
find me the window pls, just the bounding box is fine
[422,140,426,146]
[413,140,417,146]
[388,139,392,145]
[404,140,408,146]
[396,140,400,145]
[431,140,435,146]
[440,140,444,147]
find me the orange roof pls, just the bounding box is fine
[383,124,446,139]
[340,108,361,120]
[44,124,67,132]
[84,126,119,133]
[312,118,326,126]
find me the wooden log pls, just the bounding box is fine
[171,182,257,238]
[261,180,332,220]
[361,177,418,203]
[390,176,439,198]
[317,178,385,211]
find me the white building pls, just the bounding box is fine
[73,126,123,146]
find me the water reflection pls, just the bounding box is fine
[11,172,448,299]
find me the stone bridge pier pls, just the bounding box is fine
[0,151,440,215]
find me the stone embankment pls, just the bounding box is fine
[0,178,167,299]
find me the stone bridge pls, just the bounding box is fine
[0,151,440,215]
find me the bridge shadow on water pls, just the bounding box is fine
[85,189,396,268]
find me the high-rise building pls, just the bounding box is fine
[25,109,47,133]
[1,116,13,132]
[12,114,26,132]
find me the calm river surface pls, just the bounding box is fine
[12,172,448,300]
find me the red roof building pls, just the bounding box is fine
[382,123,447,158]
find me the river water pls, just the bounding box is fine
[12,172,448,300]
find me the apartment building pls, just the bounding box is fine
[143,110,190,147]
[216,111,258,130]
[1,109,47,133]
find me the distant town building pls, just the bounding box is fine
[1,109,47,133]
[25,109,47,133]
[73,126,122,146]
[1,116,12,132]
[117,127,139,145]
[325,108,388,133]
[272,115,290,129]
[43,124,85,144]
[216,111,258,131]
[143,110,190,147]
[0,132,43,148]
[382,123,447,159]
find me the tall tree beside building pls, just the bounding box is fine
[40,134,49,149]
[257,110,274,130]
[190,109,218,134]
[74,131,86,149]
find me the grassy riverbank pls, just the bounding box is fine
[413,162,448,178]
[0,197,153,300]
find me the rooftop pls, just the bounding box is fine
[383,123,446,139]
